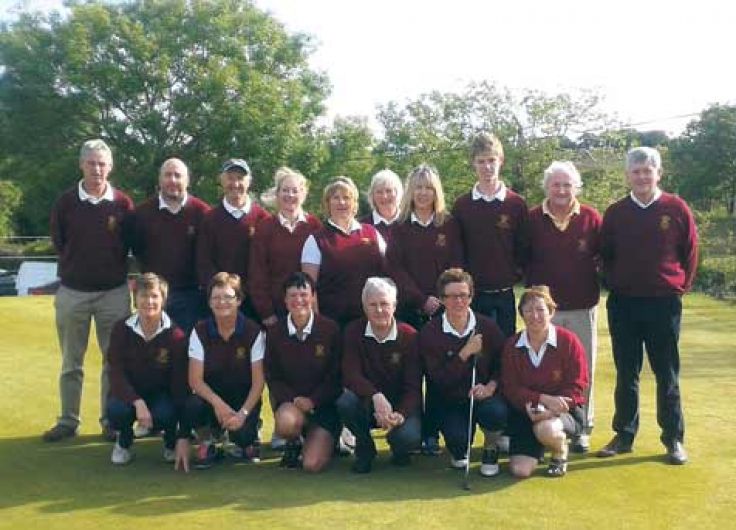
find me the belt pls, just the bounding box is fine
[479,287,513,295]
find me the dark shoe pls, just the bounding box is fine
[242,442,261,463]
[546,458,568,477]
[570,434,590,454]
[101,423,117,443]
[665,441,688,465]
[421,436,441,456]
[390,452,411,467]
[351,455,374,474]
[42,423,78,442]
[194,441,219,469]
[280,442,302,469]
[479,448,499,477]
[596,435,633,458]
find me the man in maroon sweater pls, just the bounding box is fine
[597,147,698,465]
[452,133,529,338]
[43,139,134,442]
[133,158,211,333]
[337,277,422,473]
[197,158,271,319]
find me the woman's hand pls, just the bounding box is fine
[174,438,191,473]
[539,394,573,415]
[224,411,246,431]
[525,402,554,423]
[469,380,497,401]
[293,396,315,414]
[372,393,393,428]
[458,333,483,362]
[134,399,153,430]
[213,401,236,427]
[422,296,442,316]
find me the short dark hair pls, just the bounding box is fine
[436,268,474,298]
[283,271,315,295]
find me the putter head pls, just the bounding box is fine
[462,480,471,491]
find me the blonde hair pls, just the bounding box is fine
[321,176,359,219]
[470,132,504,161]
[207,272,243,302]
[133,273,169,306]
[260,166,309,209]
[399,163,448,226]
[518,285,557,315]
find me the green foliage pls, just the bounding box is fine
[0,0,330,233]
[668,104,736,214]
[0,180,22,237]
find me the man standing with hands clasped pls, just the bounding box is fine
[597,147,698,465]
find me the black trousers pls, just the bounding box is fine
[472,289,516,337]
[607,293,684,445]
[183,394,262,448]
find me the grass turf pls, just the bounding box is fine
[0,294,734,529]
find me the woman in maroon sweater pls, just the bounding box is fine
[249,167,322,327]
[301,176,386,328]
[182,272,265,469]
[358,169,403,242]
[106,273,189,468]
[501,286,589,478]
[265,272,342,472]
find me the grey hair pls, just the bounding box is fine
[626,147,662,171]
[542,161,583,196]
[159,158,189,178]
[366,169,403,212]
[361,276,397,306]
[79,139,112,164]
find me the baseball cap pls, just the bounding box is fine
[221,158,251,175]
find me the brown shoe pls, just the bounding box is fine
[596,435,633,458]
[665,441,688,465]
[42,423,78,442]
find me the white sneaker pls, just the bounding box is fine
[450,455,468,469]
[497,435,510,454]
[479,448,500,477]
[134,423,152,438]
[162,447,176,463]
[270,434,287,451]
[111,442,133,465]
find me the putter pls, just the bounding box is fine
[462,354,478,490]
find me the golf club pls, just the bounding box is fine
[462,354,478,491]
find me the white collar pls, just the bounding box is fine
[515,325,557,349]
[372,210,399,226]
[278,210,307,230]
[78,180,114,204]
[158,192,189,213]
[442,311,477,338]
[411,212,434,227]
[364,319,398,344]
[630,189,662,209]
[287,311,315,340]
[125,312,172,341]
[223,196,252,218]
[472,181,507,203]
[327,218,362,235]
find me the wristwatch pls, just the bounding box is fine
[239,408,249,417]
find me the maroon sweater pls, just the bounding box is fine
[248,214,323,321]
[194,313,262,402]
[418,313,505,402]
[264,314,341,408]
[525,204,602,310]
[50,187,134,291]
[452,190,529,290]
[500,326,589,412]
[108,318,189,406]
[133,195,211,290]
[600,193,698,296]
[387,217,464,311]
[312,223,385,324]
[196,202,271,289]
[359,213,395,244]
[342,319,421,417]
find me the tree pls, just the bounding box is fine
[0,0,329,234]
[668,104,736,214]
[0,180,22,237]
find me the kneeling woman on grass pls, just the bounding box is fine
[182,272,265,468]
[264,272,342,472]
[106,273,189,467]
[501,286,589,478]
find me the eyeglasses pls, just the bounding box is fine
[441,293,471,301]
[211,295,238,303]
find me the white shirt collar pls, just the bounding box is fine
[372,210,399,226]
[442,311,477,338]
[223,196,252,219]
[125,312,173,341]
[410,212,434,227]
[364,319,398,344]
[158,192,189,213]
[287,311,315,340]
[327,218,362,235]
[630,188,662,209]
[515,325,557,368]
[278,211,308,231]
[471,181,507,203]
[78,180,114,204]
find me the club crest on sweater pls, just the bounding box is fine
[156,348,169,365]
[107,215,117,232]
[436,234,446,247]
[236,346,247,360]
[315,344,326,358]
[187,225,196,236]
[390,352,402,365]
[360,237,372,246]
[496,214,511,230]
[552,369,562,382]
[660,215,671,231]
[577,238,588,252]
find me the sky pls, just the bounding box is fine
[2,0,735,135]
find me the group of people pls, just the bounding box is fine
[42,132,698,479]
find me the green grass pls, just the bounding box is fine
[1,294,735,529]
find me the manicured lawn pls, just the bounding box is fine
[0,294,734,529]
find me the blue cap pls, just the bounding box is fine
[221,158,250,175]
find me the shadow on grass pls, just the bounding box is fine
[0,434,525,516]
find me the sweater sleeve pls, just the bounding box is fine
[500,336,539,411]
[396,332,422,417]
[247,219,275,320]
[263,329,297,405]
[307,323,341,407]
[386,227,426,311]
[108,321,140,404]
[679,200,699,292]
[341,323,379,398]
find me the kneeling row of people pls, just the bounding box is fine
[107,269,588,478]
